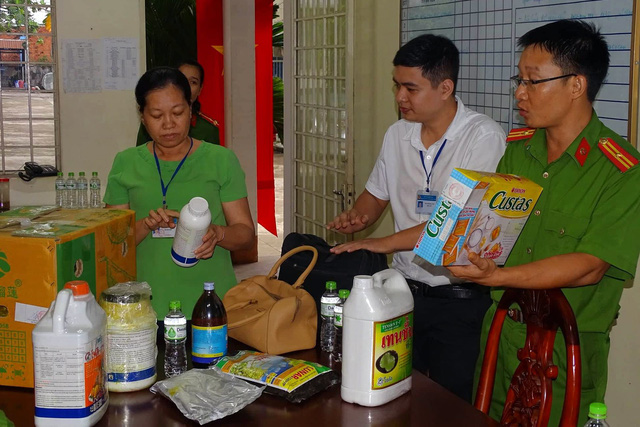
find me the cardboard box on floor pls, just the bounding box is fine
[0,207,136,388]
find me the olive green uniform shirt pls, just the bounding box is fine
[136,111,221,147]
[479,112,640,425]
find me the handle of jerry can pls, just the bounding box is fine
[372,268,407,290]
[52,289,72,335]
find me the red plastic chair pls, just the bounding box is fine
[475,289,581,427]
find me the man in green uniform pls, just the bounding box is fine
[448,20,640,425]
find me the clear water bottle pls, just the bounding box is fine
[77,171,88,209]
[583,402,610,426]
[164,300,187,378]
[90,171,101,208]
[320,281,340,352]
[331,289,350,362]
[64,172,77,209]
[55,171,65,208]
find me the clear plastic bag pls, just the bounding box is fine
[150,369,264,424]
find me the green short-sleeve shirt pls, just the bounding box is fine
[494,111,640,332]
[104,142,247,319]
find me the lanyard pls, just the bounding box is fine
[153,137,193,209]
[419,139,447,192]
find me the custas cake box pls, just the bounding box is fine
[413,168,542,266]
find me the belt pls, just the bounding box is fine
[507,308,525,324]
[406,279,489,300]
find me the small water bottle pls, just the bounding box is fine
[164,300,187,378]
[64,172,77,209]
[55,172,65,208]
[331,289,350,362]
[320,281,340,352]
[90,171,101,208]
[583,402,610,427]
[77,171,88,209]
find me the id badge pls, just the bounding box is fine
[416,190,439,215]
[151,218,178,238]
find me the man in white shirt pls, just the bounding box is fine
[327,34,506,402]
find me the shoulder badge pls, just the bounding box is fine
[198,111,220,127]
[598,137,638,172]
[506,127,535,143]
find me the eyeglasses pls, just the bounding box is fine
[510,73,577,91]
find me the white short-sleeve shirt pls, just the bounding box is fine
[365,97,506,286]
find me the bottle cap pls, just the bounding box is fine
[339,289,350,299]
[64,280,90,296]
[352,275,373,289]
[588,402,607,419]
[188,197,209,216]
[204,282,214,291]
[57,171,63,177]
[79,171,85,176]
[92,171,98,176]
[325,281,337,290]
[68,172,74,177]
[169,300,181,310]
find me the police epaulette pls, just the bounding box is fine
[506,127,535,143]
[598,137,639,172]
[198,112,220,127]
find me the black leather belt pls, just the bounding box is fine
[406,279,489,300]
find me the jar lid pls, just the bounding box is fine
[100,287,141,304]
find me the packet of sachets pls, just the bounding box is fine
[413,168,543,266]
[215,350,339,403]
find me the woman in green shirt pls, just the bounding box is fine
[136,60,220,147]
[105,67,254,319]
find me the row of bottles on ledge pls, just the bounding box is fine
[55,171,101,208]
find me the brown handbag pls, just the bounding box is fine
[222,245,319,355]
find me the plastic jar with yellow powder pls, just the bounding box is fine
[99,282,158,392]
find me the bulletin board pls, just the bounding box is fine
[401,0,636,141]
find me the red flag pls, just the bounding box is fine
[255,0,276,235]
[196,0,276,236]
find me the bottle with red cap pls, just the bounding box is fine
[32,281,109,426]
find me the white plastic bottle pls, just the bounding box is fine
[65,172,77,209]
[89,172,101,208]
[341,269,414,407]
[55,171,65,208]
[32,280,109,426]
[77,172,88,209]
[171,197,212,267]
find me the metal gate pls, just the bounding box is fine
[284,0,354,244]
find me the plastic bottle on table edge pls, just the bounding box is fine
[320,280,340,352]
[64,172,77,209]
[77,171,88,209]
[90,171,101,208]
[583,402,610,427]
[331,289,350,362]
[164,300,188,378]
[55,171,65,208]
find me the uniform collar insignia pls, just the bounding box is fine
[574,138,591,167]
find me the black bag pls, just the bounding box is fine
[278,233,388,322]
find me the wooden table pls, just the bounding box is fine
[1,340,499,426]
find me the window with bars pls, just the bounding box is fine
[0,0,57,174]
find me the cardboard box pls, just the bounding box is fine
[0,207,136,387]
[413,169,543,266]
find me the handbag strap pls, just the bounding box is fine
[268,245,318,289]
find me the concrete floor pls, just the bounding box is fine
[233,151,284,281]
